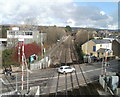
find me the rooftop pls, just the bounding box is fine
[114,39,120,44]
[92,39,111,44]
[97,48,113,53]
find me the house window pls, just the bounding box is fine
[25,32,32,35]
[93,46,96,52]
[9,31,15,35]
[97,52,99,57]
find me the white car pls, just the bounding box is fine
[58,66,75,74]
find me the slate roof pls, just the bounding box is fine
[115,39,120,44]
[92,39,111,44]
[97,48,113,53]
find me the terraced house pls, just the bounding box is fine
[82,39,113,58]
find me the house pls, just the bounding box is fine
[112,39,120,58]
[82,39,113,58]
[97,48,113,58]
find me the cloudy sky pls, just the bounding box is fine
[0,0,118,29]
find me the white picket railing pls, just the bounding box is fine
[30,57,51,70]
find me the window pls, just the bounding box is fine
[9,31,15,35]
[25,32,32,35]
[65,67,71,69]
[97,52,99,57]
[60,67,63,69]
[93,46,96,52]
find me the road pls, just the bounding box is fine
[1,61,119,95]
[0,35,120,96]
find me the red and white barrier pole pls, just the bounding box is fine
[21,41,24,90]
[18,42,21,63]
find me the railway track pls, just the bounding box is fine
[47,35,102,97]
[70,36,101,97]
[49,36,86,96]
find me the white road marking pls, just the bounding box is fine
[0,78,6,85]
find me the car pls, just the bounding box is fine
[91,56,100,62]
[58,66,75,74]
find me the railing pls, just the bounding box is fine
[0,90,16,97]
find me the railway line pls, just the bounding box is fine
[70,36,96,97]
[42,35,103,97]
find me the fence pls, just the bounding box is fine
[30,57,51,70]
[0,91,16,97]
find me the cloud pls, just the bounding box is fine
[100,11,106,15]
[0,0,118,29]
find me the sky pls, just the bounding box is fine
[0,0,119,29]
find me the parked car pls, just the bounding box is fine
[84,55,100,63]
[58,66,75,74]
[91,56,100,62]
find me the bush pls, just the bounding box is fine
[2,48,19,67]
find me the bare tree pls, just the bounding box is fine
[45,26,66,45]
[75,29,97,45]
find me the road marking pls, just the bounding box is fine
[82,68,102,73]
[0,78,6,85]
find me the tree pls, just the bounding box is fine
[75,29,97,45]
[15,43,41,63]
[2,48,18,67]
[65,25,72,32]
[45,26,66,45]
[2,43,41,67]
[1,25,9,38]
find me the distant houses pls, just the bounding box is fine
[82,39,113,58]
